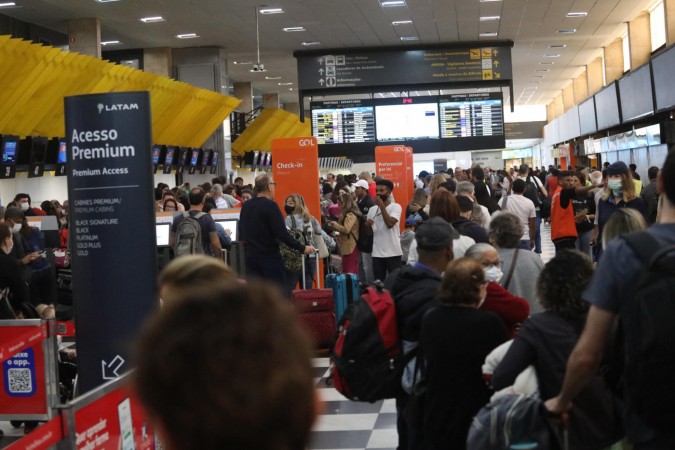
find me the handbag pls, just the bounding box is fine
[313,233,330,259]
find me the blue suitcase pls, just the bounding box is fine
[325,273,360,322]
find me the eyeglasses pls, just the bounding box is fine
[482,261,501,269]
[269,183,277,187]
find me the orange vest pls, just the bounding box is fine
[551,186,578,241]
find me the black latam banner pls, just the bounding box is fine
[65,91,158,393]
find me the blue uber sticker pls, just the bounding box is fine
[3,347,36,397]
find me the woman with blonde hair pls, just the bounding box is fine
[328,193,361,275]
[427,174,447,198]
[593,161,647,260]
[406,188,429,224]
[602,208,648,250]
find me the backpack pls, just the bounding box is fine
[454,219,473,237]
[467,394,565,450]
[524,175,543,207]
[329,283,405,402]
[352,214,373,254]
[174,212,206,257]
[621,232,675,431]
[280,215,307,273]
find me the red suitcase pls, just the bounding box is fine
[293,288,336,348]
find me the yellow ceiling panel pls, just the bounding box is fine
[0,36,241,146]
[232,108,311,154]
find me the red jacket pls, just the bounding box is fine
[480,282,530,338]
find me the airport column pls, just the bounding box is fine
[553,94,564,118]
[667,0,675,45]
[573,71,588,105]
[586,57,605,96]
[143,47,173,78]
[262,93,280,109]
[546,102,556,122]
[628,12,652,70]
[233,82,254,121]
[284,102,301,115]
[67,18,101,58]
[604,39,624,84]
[562,83,574,113]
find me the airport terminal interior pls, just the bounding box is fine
[0,0,674,449]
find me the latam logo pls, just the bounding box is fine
[97,103,140,114]
[402,98,413,104]
[298,139,315,147]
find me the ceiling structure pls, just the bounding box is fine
[0,0,658,106]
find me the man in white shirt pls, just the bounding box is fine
[212,184,240,209]
[365,179,402,282]
[326,173,336,188]
[456,181,491,230]
[517,165,547,254]
[415,170,429,189]
[499,179,536,250]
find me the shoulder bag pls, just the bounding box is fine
[503,249,520,291]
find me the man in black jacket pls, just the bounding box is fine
[239,174,315,293]
[384,218,458,450]
[453,195,489,243]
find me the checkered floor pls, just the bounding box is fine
[540,221,556,264]
[310,358,398,450]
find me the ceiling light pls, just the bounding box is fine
[381,0,406,6]
[260,7,284,14]
[529,81,541,84]
[176,33,199,39]
[289,88,293,90]
[101,40,121,45]
[283,27,305,32]
[95,0,122,2]
[278,82,293,85]
[477,88,490,91]
[480,0,503,2]
[302,41,321,46]
[549,44,566,48]
[558,29,576,33]
[265,76,281,80]
[480,32,498,37]
[648,2,663,12]
[140,16,164,23]
[233,61,253,65]
[544,54,560,57]
[536,69,550,72]
[540,62,554,65]
[567,12,588,17]
[480,16,500,21]
[392,20,413,25]
[533,75,545,78]
[0,2,17,6]
[401,36,419,41]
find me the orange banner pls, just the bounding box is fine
[405,147,414,201]
[272,137,322,287]
[375,145,413,233]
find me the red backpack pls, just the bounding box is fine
[330,283,405,402]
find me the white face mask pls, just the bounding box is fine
[484,266,503,283]
[20,202,29,212]
[12,223,21,233]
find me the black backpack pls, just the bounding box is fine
[353,214,373,254]
[523,175,542,207]
[622,232,675,431]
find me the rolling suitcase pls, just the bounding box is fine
[293,254,336,347]
[325,273,360,322]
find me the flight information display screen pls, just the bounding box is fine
[375,98,439,141]
[311,100,376,144]
[439,93,504,138]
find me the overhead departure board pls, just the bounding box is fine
[311,100,376,144]
[439,93,504,138]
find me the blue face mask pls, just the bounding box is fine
[608,179,622,196]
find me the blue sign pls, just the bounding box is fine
[3,347,37,397]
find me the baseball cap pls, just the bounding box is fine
[608,161,629,177]
[354,180,370,189]
[414,217,460,251]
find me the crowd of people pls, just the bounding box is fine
[0,152,671,449]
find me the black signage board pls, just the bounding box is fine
[0,165,16,179]
[434,159,448,173]
[176,165,184,175]
[27,163,45,178]
[65,91,157,393]
[210,166,217,175]
[188,166,196,174]
[199,165,208,175]
[504,121,546,139]
[55,163,67,177]
[296,44,513,91]
[163,165,173,174]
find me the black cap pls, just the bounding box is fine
[414,217,460,251]
[608,161,629,176]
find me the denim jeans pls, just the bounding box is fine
[535,210,542,254]
[284,256,316,297]
[518,239,532,251]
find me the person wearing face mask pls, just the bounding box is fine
[13,193,38,217]
[365,179,402,282]
[0,222,29,312]
[383,217,458,450]
[283,194,323,292]
[416,257,509,450]
[465,243,530,337]
[4,207,38,283]
[492,250,624,450]
[592,161,647,261]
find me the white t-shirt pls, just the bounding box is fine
[415,179,425,189]
[367,202,402,258]
[406,235,475,266]
[499,194,536,240]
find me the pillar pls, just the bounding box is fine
[143,47,173,78]
[68,18,101,58]
[629,12,652,69]
[604,39,624,84]
[547,102,556,122]
[587,57,605,95]
[262,93,279,109]
[667,0,675,45]
[554,94,564,119]
[573,71,588,104]
[562,83,575,112]
[284,102,301,115]
[233,82,254,115]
